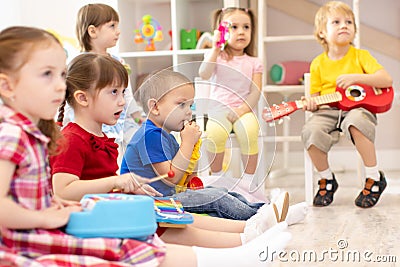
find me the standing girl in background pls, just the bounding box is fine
[50,53,292,267]
[199,7,262,182]
[62,3,143,152]
[0,26,166,266]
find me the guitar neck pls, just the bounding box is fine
[296,91,342,109]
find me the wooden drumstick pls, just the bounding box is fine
[148,170,175,183]
[111,171,175,193]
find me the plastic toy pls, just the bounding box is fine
[196,32,213,49]
[176,138,203,193]
[270,61,311,85]
[187,176,204,190]
[216,21,232,50]
[134,14,163,51]
[154,197,194,228]
[66,194,157,239]
[147,170,175,183]
[180,28,199,49]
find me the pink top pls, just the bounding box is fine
[209,53,263,107]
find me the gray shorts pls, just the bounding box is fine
[301,106,377,153]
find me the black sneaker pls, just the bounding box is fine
[313,173,339,207]
[355,171,387,208]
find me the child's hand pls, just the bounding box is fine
[301,96,318,111]
[40,204,82,229]
[212,29,222,51]
[180,121,201,147]
[51,194,81,209]
[114,173,145,193]
[227,107,245,123]
[133,184,163,197]
[336,74,359,89]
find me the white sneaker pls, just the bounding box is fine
[243,203,279,242]
[272,191,289,222]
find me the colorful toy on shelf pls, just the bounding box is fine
[196,32,213,49]
[169,30,173,50]
[270,61,311,85]
[216,20,232,50]
[134,14,163,51]
[180,28,199,49]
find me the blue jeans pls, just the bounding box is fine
[171,186,265,220]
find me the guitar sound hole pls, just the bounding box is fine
[350,89,361,97]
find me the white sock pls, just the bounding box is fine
[211,170,223,176]
[242,173,253,181]
[365,165,379,181]
[193,222,291,267]
[319,168,333,180]
[236,177,268,203]
[242,204,278,243]
[286,202,308,225]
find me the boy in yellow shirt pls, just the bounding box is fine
[301,1,393,208]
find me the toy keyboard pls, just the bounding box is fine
[66,194,194,239]
[154,197,194,228]
[66,194,157,239]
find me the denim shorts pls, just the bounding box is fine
[171,186,264,220]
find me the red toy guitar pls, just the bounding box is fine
[262,84,394,122]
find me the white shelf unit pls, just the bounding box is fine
[116,0,224,85]
[257,0,315,177]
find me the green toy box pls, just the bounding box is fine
[180,29,198,49]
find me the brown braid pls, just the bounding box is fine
[57,89,69,127]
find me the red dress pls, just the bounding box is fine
[50,122,120,180]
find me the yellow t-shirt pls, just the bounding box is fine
[309,46,383,95]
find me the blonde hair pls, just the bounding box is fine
[57,53,128,125]
[76,3,119,52]
[211,7,257,59]
[0,26,64,154]
[138,69,192,114]
[314,1,356,51]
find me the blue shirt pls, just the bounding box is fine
[120,120,180,195]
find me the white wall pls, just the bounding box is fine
[0,1,21,30]
[0,0,117,37]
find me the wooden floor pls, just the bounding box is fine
[264,170,400,267]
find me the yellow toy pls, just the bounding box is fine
[134,15,163,51]
[175,138,203,193]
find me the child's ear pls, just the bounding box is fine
[147,98,159,115]
[88,25,97,38]
[0,73,15,99]
[319,31,325,39]
[73,90,89,107]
